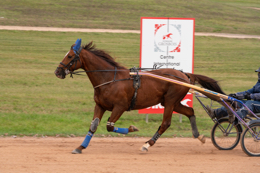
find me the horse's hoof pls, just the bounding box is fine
[198,135,206,144]
[140,146,148,152]
[129,125,139,132]
[140,143,150,152]
[131,125,139,131]
[72,149,82,154]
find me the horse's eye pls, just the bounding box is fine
[68,55,72,59]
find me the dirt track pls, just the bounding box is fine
[0,137,259,173]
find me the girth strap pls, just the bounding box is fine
[128,67,141,111]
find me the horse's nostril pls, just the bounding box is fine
[54,69,61,77]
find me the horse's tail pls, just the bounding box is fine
[187,73,226,95]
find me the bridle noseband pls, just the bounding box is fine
[59,47,82,78]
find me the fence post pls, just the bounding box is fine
[146,114,149,123]
[179,114,182,123]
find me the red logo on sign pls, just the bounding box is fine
[154,24,181,53]
[163,33,173,40]
[155,24,166,35]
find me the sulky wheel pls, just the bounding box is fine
[240,123,260,156]
[211,118,242,150]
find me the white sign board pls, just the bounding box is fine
[139,17,195,114]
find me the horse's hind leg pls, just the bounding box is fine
[72,104,105,154]
[141,105,173,151]
[174,104,206,143]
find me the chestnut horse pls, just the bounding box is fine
[55,39,225,154]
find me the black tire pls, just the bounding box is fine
[211,119,242,150]
[240,123,260,156]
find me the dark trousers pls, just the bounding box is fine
[215,100,260,119]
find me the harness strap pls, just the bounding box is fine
[128,89,138,111]
[93,67,116,88]
[183,72,192,83]
[93,78,132,89]
[93,67,133,89]
[128,67,141,111]
[113,67,117,81]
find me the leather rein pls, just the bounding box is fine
[59,52,133,89]
[59,50,190,89]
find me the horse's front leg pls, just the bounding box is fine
[106,107,139,135]
[141,105,173,151]
[72,104,105,154]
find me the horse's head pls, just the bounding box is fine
[55,39,83,79]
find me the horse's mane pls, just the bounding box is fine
[82,42,125,69]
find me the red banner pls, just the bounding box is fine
[138,93,193,114]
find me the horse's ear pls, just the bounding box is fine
[73,38,82,53]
